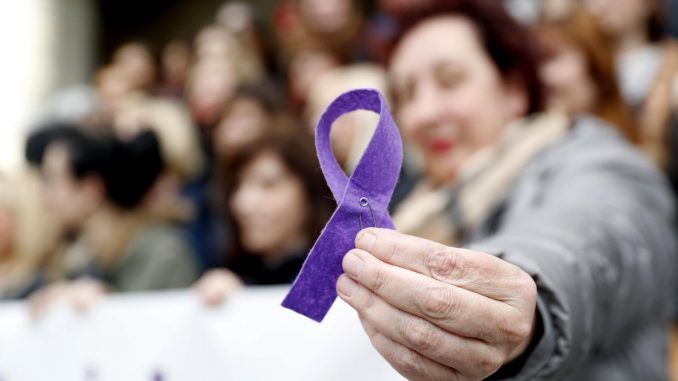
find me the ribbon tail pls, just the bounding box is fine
[282,213,356,322]
[282,210,397,322]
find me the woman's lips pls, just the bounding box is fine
[429,139,455,153]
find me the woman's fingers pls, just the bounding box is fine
[354,228,535,307]
[341,248,525,345]
[194,269,243,306]
[360,319,461,381]
[337,274,503,377]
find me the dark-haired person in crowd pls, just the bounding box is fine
[194,129,333,305]
[27,126,198,317]
[536,8,638,143]
[211,84,285,166]
[157,39,192,100]
[336,0,676,380]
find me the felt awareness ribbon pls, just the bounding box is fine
[282,89,403,321]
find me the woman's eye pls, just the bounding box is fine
[435,66,466,89]
[261,175,284,189]
[393,79,415,107]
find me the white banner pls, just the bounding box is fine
[0,287,402,381]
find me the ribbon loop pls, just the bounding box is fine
[282,89,403,321]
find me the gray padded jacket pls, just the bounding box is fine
[468,117,677,380]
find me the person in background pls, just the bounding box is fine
[285,47,341,113]
[535,8,637,142]
[585,0,678,171]
[113,95,220,269]
[304,64,420,209]
[304,64,388,173]
[188,24,261,131]
[194,129,333,305]
[157,39,192,100]
[215,1,272,77]
[211,84,285,166]
[113,95,206,218]
[0,171,58,300]
[336,0,676,379]
[111,42,158,95]
[273,0,365,64]
[186,50,239,131]
[28,127,199,317]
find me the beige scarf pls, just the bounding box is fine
[393,112,569,246]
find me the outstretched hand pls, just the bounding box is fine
[337,228,537,380]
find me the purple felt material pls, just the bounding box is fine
[281,89,403,322]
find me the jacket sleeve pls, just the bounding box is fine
[469,127,677,379]
[114,227,200,292]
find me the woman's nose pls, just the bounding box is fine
[407,82,442,131]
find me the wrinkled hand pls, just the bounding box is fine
[194,268,244,307]
[336,228,537,381]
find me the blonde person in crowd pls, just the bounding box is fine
[535,8,638,143]
[111,42,158,95]
[0,171,58,300]
[334,0,676,379]
[303,64,421,207]
[215,1,269,75]
[28,127,198,318]
[305,64,388,173]
[194,129,333,305]
[187,24,264,130]
[285,47,341,113]
[585,0,678,169]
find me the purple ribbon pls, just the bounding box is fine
[282,89,403,321]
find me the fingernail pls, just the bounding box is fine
[343,250,364,278]
[336,275,357,298]
[356,230,376,251]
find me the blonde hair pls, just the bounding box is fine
[0,170,58,292]
[305,64,389,171]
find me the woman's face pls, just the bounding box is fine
[42,144,98,233]
[188,59,237,126]
[584,0,653,38]
[300,0,353,35]
[113,43,156,91]
[213,97,270,159]
[390,16,527,184]
[539,37,597,117]
[230,152,309,256]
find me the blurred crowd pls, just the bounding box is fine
[0,0,677,344]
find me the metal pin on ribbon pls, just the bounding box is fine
[281,89,403,322]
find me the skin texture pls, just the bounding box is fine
[338,229,537,380]
[230,152,309,258]
[390,16,527,185]
[195,152,311,306]
[338,16,538,380]
[539,40,598,117]
[213,97,270,159]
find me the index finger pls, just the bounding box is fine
[355,228,528,303]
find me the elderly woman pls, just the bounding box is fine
[335,1,676,380]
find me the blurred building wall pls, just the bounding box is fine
[0,0,94,172]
